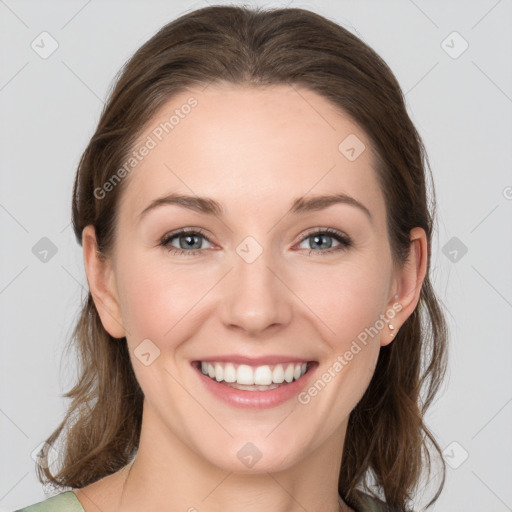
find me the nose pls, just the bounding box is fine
[218,245,293,337]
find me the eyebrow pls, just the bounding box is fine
[138,192,372,224]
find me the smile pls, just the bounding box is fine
[198,361,309,388]
[191,360,318,408]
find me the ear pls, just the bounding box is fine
[381,226,428,347]
[82,224,126,339]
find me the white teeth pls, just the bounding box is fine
[223,363,236,383]
[199,361,309,385]
[254,365,273,385]
[227,382,280,391]
[272,365,285,383]
[284,364,294,383]
[214,363,224,382]
[237,364,254,385]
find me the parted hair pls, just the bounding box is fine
[36,5,448,510]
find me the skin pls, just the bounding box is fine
[78,83,427,512]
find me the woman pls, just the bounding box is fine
[16,4,448,512]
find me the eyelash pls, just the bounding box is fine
[158,227,353,257]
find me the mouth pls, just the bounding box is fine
[192,360,314,390]
[191,359,318,408]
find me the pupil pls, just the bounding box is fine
[312,234,331,250]
[183,235,200,249]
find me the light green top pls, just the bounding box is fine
[14,489,398,511]
[13,491,84,512]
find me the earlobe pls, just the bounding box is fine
[381,227,428,347]
[82,225,126,339]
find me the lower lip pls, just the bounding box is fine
[192,362,318,409]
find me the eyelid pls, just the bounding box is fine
[160,226,211,241]
[297,226,351,243]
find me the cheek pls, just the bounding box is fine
[296,261,387,425]
[290,256,390,348]
[115,253,171,337]
[115,252,216,344]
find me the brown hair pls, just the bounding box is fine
[37,5,448,510]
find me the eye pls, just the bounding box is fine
[296,228,352,256]
[159,228,213,256]
[159,227,353,257]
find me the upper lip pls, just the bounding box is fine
[192,355,314,366]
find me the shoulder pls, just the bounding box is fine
[13,491,85,512]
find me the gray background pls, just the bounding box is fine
[1,1,511,511]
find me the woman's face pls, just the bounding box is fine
[86,83,418,473]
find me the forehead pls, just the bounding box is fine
[118,83,386,228]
